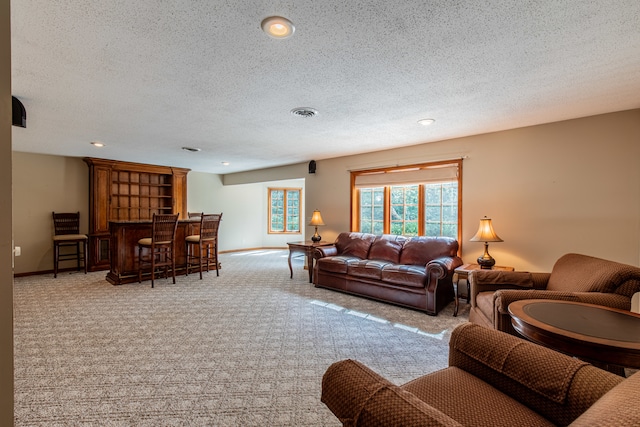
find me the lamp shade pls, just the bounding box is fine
[469,217,503,242]
[308,210,325,226]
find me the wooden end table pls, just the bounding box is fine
[509,299,640,373]
[287,241,331,283]
[453,263,514,316]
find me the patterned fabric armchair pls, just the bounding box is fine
[321,323,640,426]
[469,253,640,336]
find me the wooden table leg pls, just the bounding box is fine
[288,249,294,278]
[306,250,313,283]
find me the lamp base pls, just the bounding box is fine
[477,256,495,269]
[477,242,496,269]
[311,226,321,242]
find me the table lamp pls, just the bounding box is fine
[469,216,503,269]
[309,210,325,242]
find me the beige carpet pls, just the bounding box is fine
[13,249,469,426]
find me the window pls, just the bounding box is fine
[351,160,461,240]
[268,188,301,233]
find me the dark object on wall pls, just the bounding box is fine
[309,160,316,174]
[12,96,26,128]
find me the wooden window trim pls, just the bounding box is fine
[268,187,302,234]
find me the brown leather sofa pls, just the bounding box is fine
[322,322,639,426]
[469,253,640,336]
[313,232,463,315]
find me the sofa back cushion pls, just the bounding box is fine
[547,253,640,296]
[334,232,376,259]
[399,236,459,266]
[368,235,407,263]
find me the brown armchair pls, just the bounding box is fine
[322,322,639,426]
[469,253,640,336]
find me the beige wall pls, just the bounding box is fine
[12,153,89,274]
[226,109,640,271]
[1,0,13,423]
[11,109,640,274]
[11,162,306,274]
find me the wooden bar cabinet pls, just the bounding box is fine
[83,158,190,271]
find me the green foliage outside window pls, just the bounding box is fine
[358,182,458,238]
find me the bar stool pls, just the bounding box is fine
[137,213,179,288]
[185,213,222,279]
[52,212,88,278]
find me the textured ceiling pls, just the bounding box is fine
[10,1,640,174]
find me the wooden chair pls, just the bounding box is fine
[185,213,222,279]
[52,212,88,278]
[137,213,179,288]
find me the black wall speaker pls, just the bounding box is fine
[12,96,26,128]
[308,160,316,174]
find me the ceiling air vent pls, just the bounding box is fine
[290,107,318,118]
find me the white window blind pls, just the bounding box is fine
[354,164,458,188]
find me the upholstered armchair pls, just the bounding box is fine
[469,253,640,336]
[322,322,639,426]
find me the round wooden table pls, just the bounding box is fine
[509,299,640,371]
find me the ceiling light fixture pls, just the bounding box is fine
[261,16,295,39]
[418,118,436,126]
[221,161,230,166]
[90,141,105,148]
[182,146,201,152]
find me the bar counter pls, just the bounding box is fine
[107,219,198,285]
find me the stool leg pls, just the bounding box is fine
[83,239,88,274]
[185,241,189,276]
[138,245,143,283]
[76,242,81,272]
[199,241,204,280]
[53,242,59,278]
[171,242,176,284]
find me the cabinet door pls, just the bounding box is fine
[172,169,188,219]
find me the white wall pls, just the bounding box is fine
[188,171,306,251]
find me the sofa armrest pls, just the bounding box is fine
[494,290,632,316]
[322,359,463,427]
[469,271,550,307]
[427,256,464,278]
[314,245,337,259]
[449,323,623,426]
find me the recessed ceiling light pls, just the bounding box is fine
[221,161,230,166]
[418,118,436,126]
[182,146,201,152]
[261,16,295,39]
[90,141,105,147]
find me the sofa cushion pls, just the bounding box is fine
[335,232,376,259]
[317,256,362,274]
[403,367,555,427]
[348,259,392,280]
[400,236,458,266]
[381,264,426,288]
[368,235,406,263]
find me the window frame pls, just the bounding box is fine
[268,187,302,234]
[350,159,462,244]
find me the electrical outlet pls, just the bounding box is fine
[14,246,21,256]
